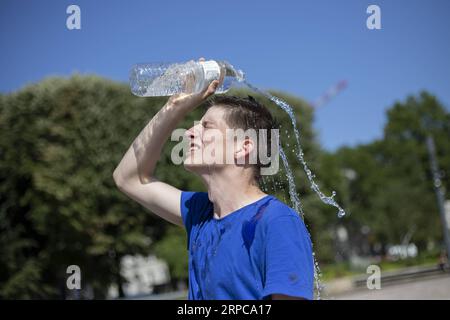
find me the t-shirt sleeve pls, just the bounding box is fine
[262,215,314,300]
[179,191,211,250]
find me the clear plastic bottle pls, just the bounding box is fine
[129,60,245,97]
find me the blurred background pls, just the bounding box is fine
[1,0,449,299]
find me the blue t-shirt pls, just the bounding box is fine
[180,191,314,300]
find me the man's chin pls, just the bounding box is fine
[183,160,204,173]
[183,159,223,173]
[183,160,227,175]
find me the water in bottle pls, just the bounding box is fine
[129,60,245,97]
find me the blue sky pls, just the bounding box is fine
[1,0,449,151]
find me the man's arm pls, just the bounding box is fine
[113,71,219,227]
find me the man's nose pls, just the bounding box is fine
[185,126,195,140]
[185,122,202,140]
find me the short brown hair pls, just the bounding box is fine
[205,95,278,184]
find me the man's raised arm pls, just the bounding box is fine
[113,72,219,227]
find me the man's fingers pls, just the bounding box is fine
[203,80,219,99]
[211,79,219,91]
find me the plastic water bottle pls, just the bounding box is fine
[129,60,245,97]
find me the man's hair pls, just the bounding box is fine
[205,95,278,184]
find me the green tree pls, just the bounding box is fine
[330,92,450,256]
[0,75,170,298]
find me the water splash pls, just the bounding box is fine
[244,81,346,218]
[279,145,303,216]
[312,251,325,300]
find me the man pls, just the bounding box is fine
[113,64,314,300]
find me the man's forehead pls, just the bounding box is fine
[202,106,228,124]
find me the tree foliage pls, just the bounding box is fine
[327,92,450,259]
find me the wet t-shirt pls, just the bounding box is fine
[180,191,314,300]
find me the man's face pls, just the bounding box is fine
[183,106,234,172]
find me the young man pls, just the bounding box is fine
[113,73,314,300]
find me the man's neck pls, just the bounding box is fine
[200,168,267,220]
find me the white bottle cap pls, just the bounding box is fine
[201,60,221,83]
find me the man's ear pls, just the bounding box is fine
[234,138,255,165]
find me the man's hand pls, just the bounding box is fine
[167,57,222,110]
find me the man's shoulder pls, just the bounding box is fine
[257,196,311,241]
[262,196,301,222]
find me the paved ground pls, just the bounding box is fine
[331,274,450,300]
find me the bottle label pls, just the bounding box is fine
[201,60,221,83]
